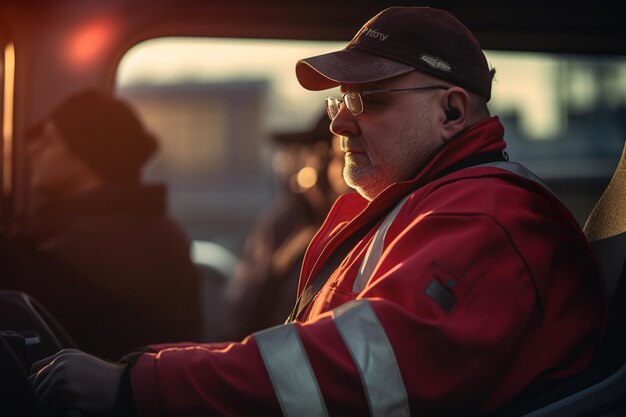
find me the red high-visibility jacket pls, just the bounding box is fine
[130,117,606,416]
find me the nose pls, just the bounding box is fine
[330,105,360,137]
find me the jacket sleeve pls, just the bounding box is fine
[129,190,604,416]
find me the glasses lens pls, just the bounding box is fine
[325,97,340,120]
[344,92,363,116]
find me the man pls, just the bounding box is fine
[30,8,606,416]
[1,90,202,359]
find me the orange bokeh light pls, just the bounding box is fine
[67,19,115,67]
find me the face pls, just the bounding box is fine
[330,71,448,200]
[27,121,97,199]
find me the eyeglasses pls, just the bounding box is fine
[325,85,449,120]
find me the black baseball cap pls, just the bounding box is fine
[296,7,493,101]
[25,90,158,182]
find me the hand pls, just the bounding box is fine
[29,348,125,415]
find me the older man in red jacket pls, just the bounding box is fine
[30,7,606,417]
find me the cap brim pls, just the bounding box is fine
[296,49,415,91]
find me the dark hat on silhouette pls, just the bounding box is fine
[26,90,158,182]
[273,114,332,145]
[296,7,493,101]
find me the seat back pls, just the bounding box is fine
[581,141,626,379]
[584,141,626,303]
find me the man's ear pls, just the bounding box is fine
[440,87,470,142]
[444,103,461,121]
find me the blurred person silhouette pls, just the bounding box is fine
[223,114,350,340]
[0,89,202,359]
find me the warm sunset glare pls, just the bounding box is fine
[67,19,116,67]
